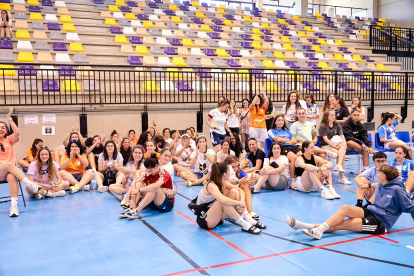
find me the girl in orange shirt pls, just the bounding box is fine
[249,91,269,150]
[17,138,43,171]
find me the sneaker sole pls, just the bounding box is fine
[286,215,298,230]
[98,187,109,193]
[301,229,321,240]
[10,213,19,217]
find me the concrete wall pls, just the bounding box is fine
[378,0,414,28]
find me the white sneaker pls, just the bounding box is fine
[321,189,335,200]
[82,184,90,191]
[28,183,42,194]
[52,190,66,197]
[286,215,298,230]
[327,186,341,199]
[98,186,109,193]
[290,179,298,190]
[9,205,19,217]
[301,228,322,240]
[326,151,338,159]
[69,185,79,194]
[120,194,129,206]
[35,193,45,200]
[338,177,352,185]
[334,164,345,173]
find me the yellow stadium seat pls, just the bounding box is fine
[304,26,315,32]
[283,44,295,51]
[252,35,264,42]
[192,1,200,7]
[18,52,34,63]
[317,39,329,45]
[143,21,155,28]
[105,18,118,26]
[196,12,207,18]
[0,3,11,10]
[243,16,253,22]
[62,23,76,32]
[0,80,15,93]
[359,30,368,36]
[108,5,120,12]
[201,25,212,31]
[60,15,73,23]
[115,35,129,44]
[292,15,301,20]
[353,55,366,62]
[252,28,263,35]
[69,43,85,52]
[169,4,180,10]
[27,0,39,5]
[274,51,287,59]
[63,80,81,92]
[217,8,227,14]
[261,23,272,29]
[281,37,293,44]
[167,68,182,78]
[16,30,31,39]
[136,46,151,54]
[223,20,234,26]
[266,82,280,92]
[219,4,226,8]
[116,0,127,6]
[263,60,277,69]
[30,13,43,21]
[172,57,188,67]
[312,45,324,52]
[335,40,347,46]
[376,63,390,71]
[125,13,137,20]
[390,83,404,91]
[238,69,249,78]
[298,31,309,38]
[334,54,347,61]
[252,42,264,49]
[182,39,195,47]
[145,81,160,92]
[217,49,230,57]
[318,62,333,70]
[0,65,15,76]
[278,19,288,25]
[315,12,323,18]
[172,16,183,23]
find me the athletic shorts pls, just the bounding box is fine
[228,127,240,135]
[197,209,224,229]
[148,196,174,212]
[296,176,319,192]
[211,131,226,146]
[194,172,204,179]
[249,127,267,142]
[263,175,289,191]
[72,174,83,182]
[361,208,386,234]
[284,145,301,154]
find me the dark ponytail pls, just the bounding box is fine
[143,153,159,168]
[207,162,228,192]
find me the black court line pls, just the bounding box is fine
[177,192,414,270]
[108,191,210,275]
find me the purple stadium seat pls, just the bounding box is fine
[164,47,178,55]
[129,36,142,44]
[227,59,241,67]
[305,53,318,60]
[315,32,326,38]
[262,29,272,35]
[228,50,241,57]
[183,1,191,6]
[338,63,352,70]
[209,32,221,39]
[262,35,273,42]
[154,0,163,3]
[18,65,36,76]
[241,42,253,49]
[311,71,326,80]
[29,6,41,12]
[177,81,193,91]
[252,70,266,79]
[53,42,67,51]
[410,83,414,90]
[164,10,175,16]
[303,82,320,92]
[362,55,375,62]
[213,19,224,25]
[286,61,301,69]
[0,40,13,49]
[148,3,158,8]
[279,24,289,30]
[241,34,253,41]
[308,62,322,69]
[276,13,286,19]
[361,83,376,91]
[308,38,320,45]
[127,56,143,65]
[196,68,212,78]
[327,23,337,28]
[192,18,203,24]
[286,19,296,25]
[179,5,189,11]
[354,72,369,80]
[338,82,355,92]
[212,26,222,32]
[120,6,131,12]
[345,29,355,35]
[338,47,351,53]
[204,49,217,56]
[224,14,235,20]
[42,80,60,92]
[302,45,314,52]
[110,26,122,34]
[126,1,137,7]
[381,83,395,91]
[169,38,183,46]
[301,21,312,26]
[202,3,209,7]
[48,22,61,31]
[280,30,291,36]
[42,0,53,6]
[137,14,148,20]
[59,66,75,76]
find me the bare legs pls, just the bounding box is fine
[347,141,370,167]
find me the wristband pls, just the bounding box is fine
[236,179,239,185]
[368,183,371,188]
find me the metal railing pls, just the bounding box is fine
[1,64,413,121]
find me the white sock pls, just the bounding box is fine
[21,177,35,187]
[10,197,17,207]
[315,222,330,235]
[242,211,257,225]
[236,216,252,230]
[319,186,327,192]
[293,218,314,229]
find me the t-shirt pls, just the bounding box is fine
[61,153,87,174]
[91,146,104,166]
[176,144,194,167]
[227,108,239,128]
[160,162,174,178]
[265,106,275,130]
[141,167,174,204]
[98,152,124,174]
[247,149,265,169]
[306,104,319,126]
[290,121,316,146]
[263,155,289,178]
[120,147,132,166]
[318,124,343,146]
[216,149,235,162]
[125,161,145,181]
[208,108,228,135]
[361,166,379,184]
[28,161,60,184]
[229,143,244,158]
[250,104,267,129]
[378,121,399,141]
[24,148,36,162]
[391,159,414,183]
[190,149,216,174]
[268,128,295,146]
[229,166,248,183]
[0,136,16,164]
[281,104,299,123]
[334,106,349,121]
[130,138,138,146]
[165,137,173,144]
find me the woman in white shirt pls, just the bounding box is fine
[252,142,290,193]
[216,140,235,162]
[281,91,307,128]
[206,99,233,152]
[227,99,240,134]
[348,95,365,123]
[98,140,123,188]
[0,10,12,40]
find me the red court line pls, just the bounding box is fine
[332,185,356,193]
[377,236,400,244]
[176,211,224,240]
[165,227,414,276]
[162,267,209,276]
[225,241,254,259]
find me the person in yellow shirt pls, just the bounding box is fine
[249,91,269,150]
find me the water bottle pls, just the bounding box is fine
[121,185,126,200]
[90,174,97,191]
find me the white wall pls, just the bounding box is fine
[378,0,414,28]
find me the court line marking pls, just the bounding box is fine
[107,191,210,276]
[377,236,400,244]
[332,185,356,193]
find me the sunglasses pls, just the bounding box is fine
[0,143,4,152]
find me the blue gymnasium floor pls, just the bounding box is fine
[1,155,414,276]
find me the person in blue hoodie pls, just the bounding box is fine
[286,165,414,240]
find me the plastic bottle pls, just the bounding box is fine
[121,185,126,199]
[90,174,97,190]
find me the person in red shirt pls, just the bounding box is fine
[120,153,175,219]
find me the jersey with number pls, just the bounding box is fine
[391,159,414,183]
